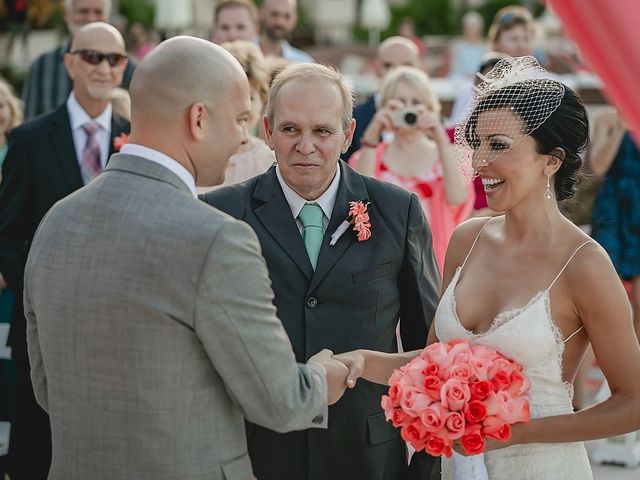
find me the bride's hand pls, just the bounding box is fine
[332,350,366,388]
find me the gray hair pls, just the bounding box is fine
[266,63,353,130]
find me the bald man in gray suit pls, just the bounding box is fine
[23,31,347,480]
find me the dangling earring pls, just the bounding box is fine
[544,173,553,200]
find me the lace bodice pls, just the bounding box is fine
[435,265,573,418]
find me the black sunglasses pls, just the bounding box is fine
[70,49,127,67]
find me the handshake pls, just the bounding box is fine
[307,349,365,405]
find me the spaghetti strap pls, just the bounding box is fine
[547,240,594,291]
[460,218,493,270]
[563,325,585,343]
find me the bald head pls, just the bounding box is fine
[128,36,251,188]
[70,21,124,52]
[129,36,246,124]
[376,36,420,79]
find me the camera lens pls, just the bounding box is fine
[404,112,418,125]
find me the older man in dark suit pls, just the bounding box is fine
[0,22,130,479]
[202,63,441,480]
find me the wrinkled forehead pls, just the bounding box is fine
[274,78,343,124]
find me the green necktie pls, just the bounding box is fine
[298,203,324,269]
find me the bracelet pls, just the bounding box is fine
[360,139,379,149]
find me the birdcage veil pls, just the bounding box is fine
[454,56,565,182]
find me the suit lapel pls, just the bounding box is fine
[48,105,84,191]
[253,167,314,280]
[309,162,368,292]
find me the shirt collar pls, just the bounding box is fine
[67,92,112,133]
[120,144,197,198]
[276,162,341,220]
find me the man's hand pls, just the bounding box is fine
[308,349,349,405]
[0,272,6,291]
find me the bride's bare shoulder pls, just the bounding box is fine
[447,216,496,263]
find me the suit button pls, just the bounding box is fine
[312,414,324,424]
[306,297,318,308]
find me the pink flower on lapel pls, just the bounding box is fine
[113,132,130,152]
[329,198,372,245]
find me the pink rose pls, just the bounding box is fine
[469,380,493,401]
[423,375,443,402]
[488,358,517,378]
[419,403,447,432]
[422,362,440,378]
[460,424,485,455]
[506,370,531,397]
[420,342,452,368]
[482,415,511,441]
[484,390,513,420]
[463,399,488,424]
[444,411,465,440]
[400,388,433,417]
[381,395,394,421]
[447,363,472,383]
[391,407,412,427]
[388,383,402,407]
[447,341,473,366]
[469,357,491,381]
[425,434,453,458]
[401,419,429,450]
[440,378,470,411]
[490,369,513,391]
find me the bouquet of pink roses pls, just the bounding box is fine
[381,339,531,459]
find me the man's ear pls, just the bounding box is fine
[188,103,207,141]
[63,53,75,79]
[263,115,274,149]
[341,118,356,154]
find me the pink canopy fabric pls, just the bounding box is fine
[549,0,640,139]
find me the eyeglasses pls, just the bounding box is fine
[70,49,127,67]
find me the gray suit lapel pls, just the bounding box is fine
[253,167,314,281]
[309,162,368,292]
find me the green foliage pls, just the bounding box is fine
[118,0,155,27]
[385,0,456,37]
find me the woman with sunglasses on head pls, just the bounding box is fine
[335,57,640,479]
[351,66,474,273]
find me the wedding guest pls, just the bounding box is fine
[0,76,22,480]
[351,66,473,272]
[590,109,640,340]
[202,62,442,480]
[127,21,156,60]
[343,36,421,161]
[258,0,314,62]
[23,35,346,480]
[211,0,259,44]
[445,11,486,83]
[0,23,130,479]
[21,0,136,119]
[336,57,640,480]
[488,5,537,58]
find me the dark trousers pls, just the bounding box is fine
[7,343,51,480]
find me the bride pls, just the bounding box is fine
[335,57,640,479]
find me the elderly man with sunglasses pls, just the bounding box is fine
[21,0,136,120]
[0,22,130,480]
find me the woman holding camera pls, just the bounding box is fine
[352,66,474,271]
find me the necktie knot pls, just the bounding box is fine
[83,122,100,137]
[298,203,324,270]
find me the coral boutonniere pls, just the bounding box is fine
[113,132,130,152]
[329,198,372,246]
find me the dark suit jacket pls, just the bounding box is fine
[202,162,441,480]
[0,103,130,349]
[342,95,377,162]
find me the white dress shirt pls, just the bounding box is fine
[67,93,112,171]
[120,143,197,198]
[276,163,341,233]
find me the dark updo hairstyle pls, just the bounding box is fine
[465,82,589,200]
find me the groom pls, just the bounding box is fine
[202,63,441,480]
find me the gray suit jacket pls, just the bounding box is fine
[23,153,327,480]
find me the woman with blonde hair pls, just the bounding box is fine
[352,66,474,271]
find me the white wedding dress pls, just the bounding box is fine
[434,232,594,480]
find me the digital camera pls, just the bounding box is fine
[394,107,420,128]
